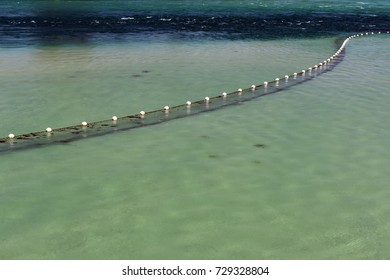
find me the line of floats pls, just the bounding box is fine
[0,31,388,152]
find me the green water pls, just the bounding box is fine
[1,36,390,259]
[0,38,335,134]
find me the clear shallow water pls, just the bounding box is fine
[1,35,390,260]
[0,37,336,135]
[1,1,390,260]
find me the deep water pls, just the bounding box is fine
[1,0,390,45]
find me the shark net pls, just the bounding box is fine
[0,32,387,153]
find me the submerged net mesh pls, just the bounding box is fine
[0,32,387,153]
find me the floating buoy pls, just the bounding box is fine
[2,31,387,153]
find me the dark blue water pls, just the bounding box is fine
[1,0,390,46]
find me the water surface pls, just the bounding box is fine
[0,1,390,260]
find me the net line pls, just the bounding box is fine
[0,31,388,153]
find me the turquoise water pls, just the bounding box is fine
[1,1,390,260]
[1,0,390,15]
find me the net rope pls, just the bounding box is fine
[0,31,388,153]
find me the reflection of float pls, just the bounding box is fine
[0,31,388,152]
